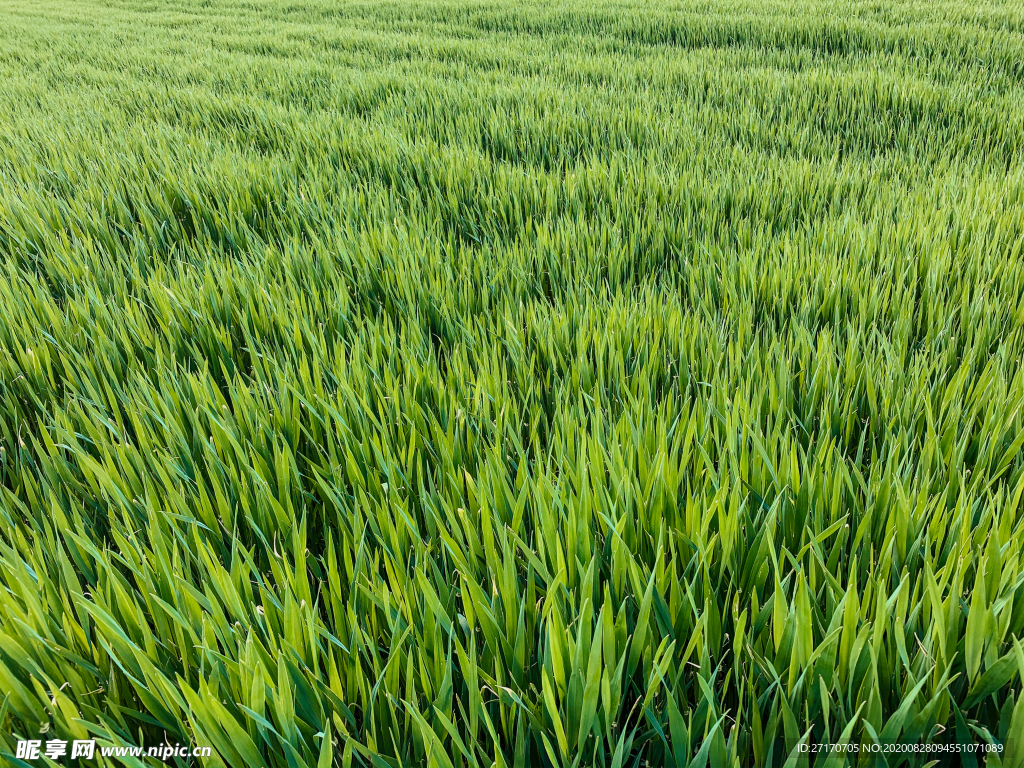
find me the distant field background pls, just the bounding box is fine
[1,0,1023,765]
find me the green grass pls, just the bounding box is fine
[1,0,1023,765]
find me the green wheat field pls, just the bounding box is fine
[1,0,1023,765]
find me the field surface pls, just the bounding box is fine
[1,0,1024,765]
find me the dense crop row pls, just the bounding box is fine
[1,0,1023,765]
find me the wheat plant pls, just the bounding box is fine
[1,0,1023,765]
